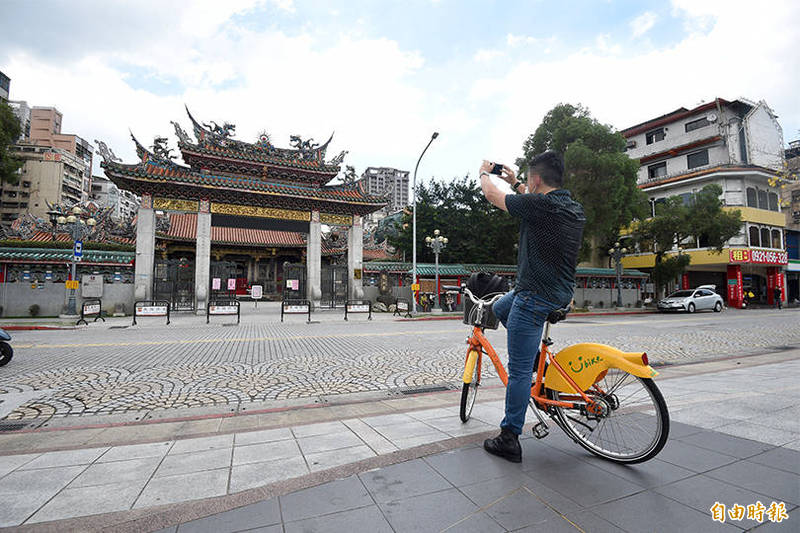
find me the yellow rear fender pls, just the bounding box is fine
[544,343,658,394]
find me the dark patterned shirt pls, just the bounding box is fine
[505,189,585,307]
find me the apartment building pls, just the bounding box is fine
[27,107,93,201]
[783,140,800,303]
[0,71,9,102]
[361,167,410,225]
[620,97,787,308]
[1,144,85,223]
[91,174,140,221]
[8,100,31,140]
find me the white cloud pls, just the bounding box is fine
[473,49,504,62]
[506,33,539,47]
[630,11,657,38]
[2,0,798,186]
[467,0,800,176]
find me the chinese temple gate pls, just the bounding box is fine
[98,107,386,312]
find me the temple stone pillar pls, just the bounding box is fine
[348,215,364,299]
[195,200,211,314]
[134,194,155,302]
[307,210,322,307]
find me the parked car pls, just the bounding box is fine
[657,285,724,313]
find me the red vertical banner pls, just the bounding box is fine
[777,271,785,302]
[726,265,743,308]
[681,273,690,290]
[766,267,776,305]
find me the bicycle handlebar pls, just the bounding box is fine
[441,284,504,306]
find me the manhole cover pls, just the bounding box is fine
[0,421,33,432]
[400,385,450,395]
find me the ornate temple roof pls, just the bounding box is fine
[160,213,305,247]
[97,108,387,216]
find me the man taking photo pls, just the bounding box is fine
[478,151,585,463]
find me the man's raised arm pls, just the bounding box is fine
[479,160,509,212]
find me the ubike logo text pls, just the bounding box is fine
[568,355,602,373]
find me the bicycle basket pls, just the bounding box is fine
[463,273,508,329]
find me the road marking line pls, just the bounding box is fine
[14,329,459,350]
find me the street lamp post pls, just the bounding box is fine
[53,206,96,315]
[412,132,439,314]
[425,229,448,310]
[608,241,628,308]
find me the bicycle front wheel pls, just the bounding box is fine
[460,350,481,422]
[551,369,669,464]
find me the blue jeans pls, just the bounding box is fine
[491,289,558,435]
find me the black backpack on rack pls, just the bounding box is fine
[463,272,509,329]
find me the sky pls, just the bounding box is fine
[1,0,799,185]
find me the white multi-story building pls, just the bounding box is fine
[8,100,31,141]
[361,167,410,223]
[620,97,787,308]
[91,174,139,221]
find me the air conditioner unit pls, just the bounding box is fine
[626,140,637,149]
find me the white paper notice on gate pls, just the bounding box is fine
[251,285,263,299]
[227,278,236,290]
[212,278,221,290]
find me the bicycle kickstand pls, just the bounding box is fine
[528,399,550,439]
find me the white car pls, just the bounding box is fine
[657,285,724,313]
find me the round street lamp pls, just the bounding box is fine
[609,241,628,308]
[54,205,96,316]
[426,229,448,311]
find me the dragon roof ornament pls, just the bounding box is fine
[183,105,341,166]
[94,139,121,163]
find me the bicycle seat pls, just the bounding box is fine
[546,308,570,324]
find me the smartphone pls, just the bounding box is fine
[489,163,503,175]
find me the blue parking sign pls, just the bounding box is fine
[74,241,83,257]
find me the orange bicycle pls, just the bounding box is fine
[450,284,669,464]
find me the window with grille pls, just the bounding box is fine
[648,162,667,179]
[687,149,709,169]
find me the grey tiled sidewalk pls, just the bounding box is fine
[1,354,798,530]
[148,359,799,533]
[161,421,798,532]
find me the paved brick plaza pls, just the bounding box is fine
[1,307,798,424]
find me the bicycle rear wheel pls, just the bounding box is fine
[550,369,669,464]
[460,350,481,422]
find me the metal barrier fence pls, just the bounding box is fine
[344,299,372,321]
[281,299,311,323]
[394,298,412,318]
[207,300,240,325]
[133,300,171,326]
[77,299,105,326]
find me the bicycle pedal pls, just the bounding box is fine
[532,422,549,439]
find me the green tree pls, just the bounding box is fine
[518,103,646,260]
[0,101,23,184]
[635,184,742,296]
[388,176,519,264]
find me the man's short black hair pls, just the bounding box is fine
[528,151,564,188]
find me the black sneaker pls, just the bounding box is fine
[483,427,522,463]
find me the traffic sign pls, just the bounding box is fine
[74,241,83,258]
[65,280,79,290]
